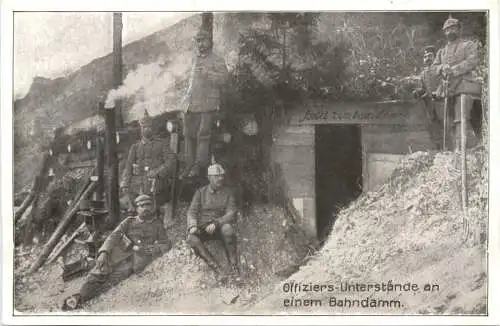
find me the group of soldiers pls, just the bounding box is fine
[411,16,482,152]
[60,15,483,310]
[62,27,235,311]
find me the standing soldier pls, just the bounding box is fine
[431,16,482,150]
[412,45,443,149]
[180,29,229,179]
[120,109,175,214]
[61,195,171,310]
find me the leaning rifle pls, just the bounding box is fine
[442,75,450,151]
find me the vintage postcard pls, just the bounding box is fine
[1,0,499,325]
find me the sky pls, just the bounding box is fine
[13,12,194,98]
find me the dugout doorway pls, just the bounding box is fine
[315,124,363,242]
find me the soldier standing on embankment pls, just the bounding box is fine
[431,16,482,150]
[180,29,229,179]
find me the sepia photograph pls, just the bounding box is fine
[1,3,498,324]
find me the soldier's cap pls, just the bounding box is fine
[443,16,460,30]
[194,29,211,41]
[423,45,436,54]
[135,194,154,206]
[79,200,108,216]
[139,109,152,127]
[207,163,225,176]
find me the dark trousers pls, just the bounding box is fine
[78,257,134,302]
[183,112,215,169]
[186,223,237,270]
[434,95,481,150]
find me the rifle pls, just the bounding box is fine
[442,75,450,151]
[149,177,158,215]
[47,222,87,264]
[165,131,181,229]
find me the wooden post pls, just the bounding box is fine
[14,185,36,224]
[168,132,181,221]
[23,153,52,245]
[201,12,213,46]
[113,12,124,129]
[104,102,120,227]
[29,181,97,274]
[96,136,105,200]
[460,94,469,240]
[460,94,468,210]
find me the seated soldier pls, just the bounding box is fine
[120,109,175,214]
[61,194,171,311]
[186,163,240,281]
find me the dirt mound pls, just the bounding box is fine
[14,204,308,313]
[253,148,488,314]
[15,148,488,314]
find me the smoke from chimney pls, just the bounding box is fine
[104,52,193,122]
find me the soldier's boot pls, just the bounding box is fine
[180,137,197,179]
[187,234,225,280]
[61,294,82,311]
[61,271,107,311]
[189,136,211,178]
[220,224,241,282]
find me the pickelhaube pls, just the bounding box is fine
[442,16,459,30]
[207,163,225,176]
[139,109,152,127]
[135,194,153,206]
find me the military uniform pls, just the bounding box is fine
[181,30,228,177]
[186,184,237,231]
[186,164,239,277]
[431,17,482,150]
[121,138,175,195]
[63,195,171,309]
[120,111,175,210]
[413,46,444,149]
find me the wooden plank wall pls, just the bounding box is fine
[361,124,434,191]
[362,124,434,154]
[271,125,316,238]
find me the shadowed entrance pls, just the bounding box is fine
[315,125,363,242]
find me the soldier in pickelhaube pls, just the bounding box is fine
[61,194,171,311]
[186,163,240,283]
[180,28,229,178]
[431,15,482,150]
[120,109,175,213]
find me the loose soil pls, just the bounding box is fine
[14,149,488,315]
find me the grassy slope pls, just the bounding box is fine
[252,149,488,314]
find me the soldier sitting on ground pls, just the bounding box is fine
[120,109,175,220]
[61,194,171,311]
[186,163,241,282]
